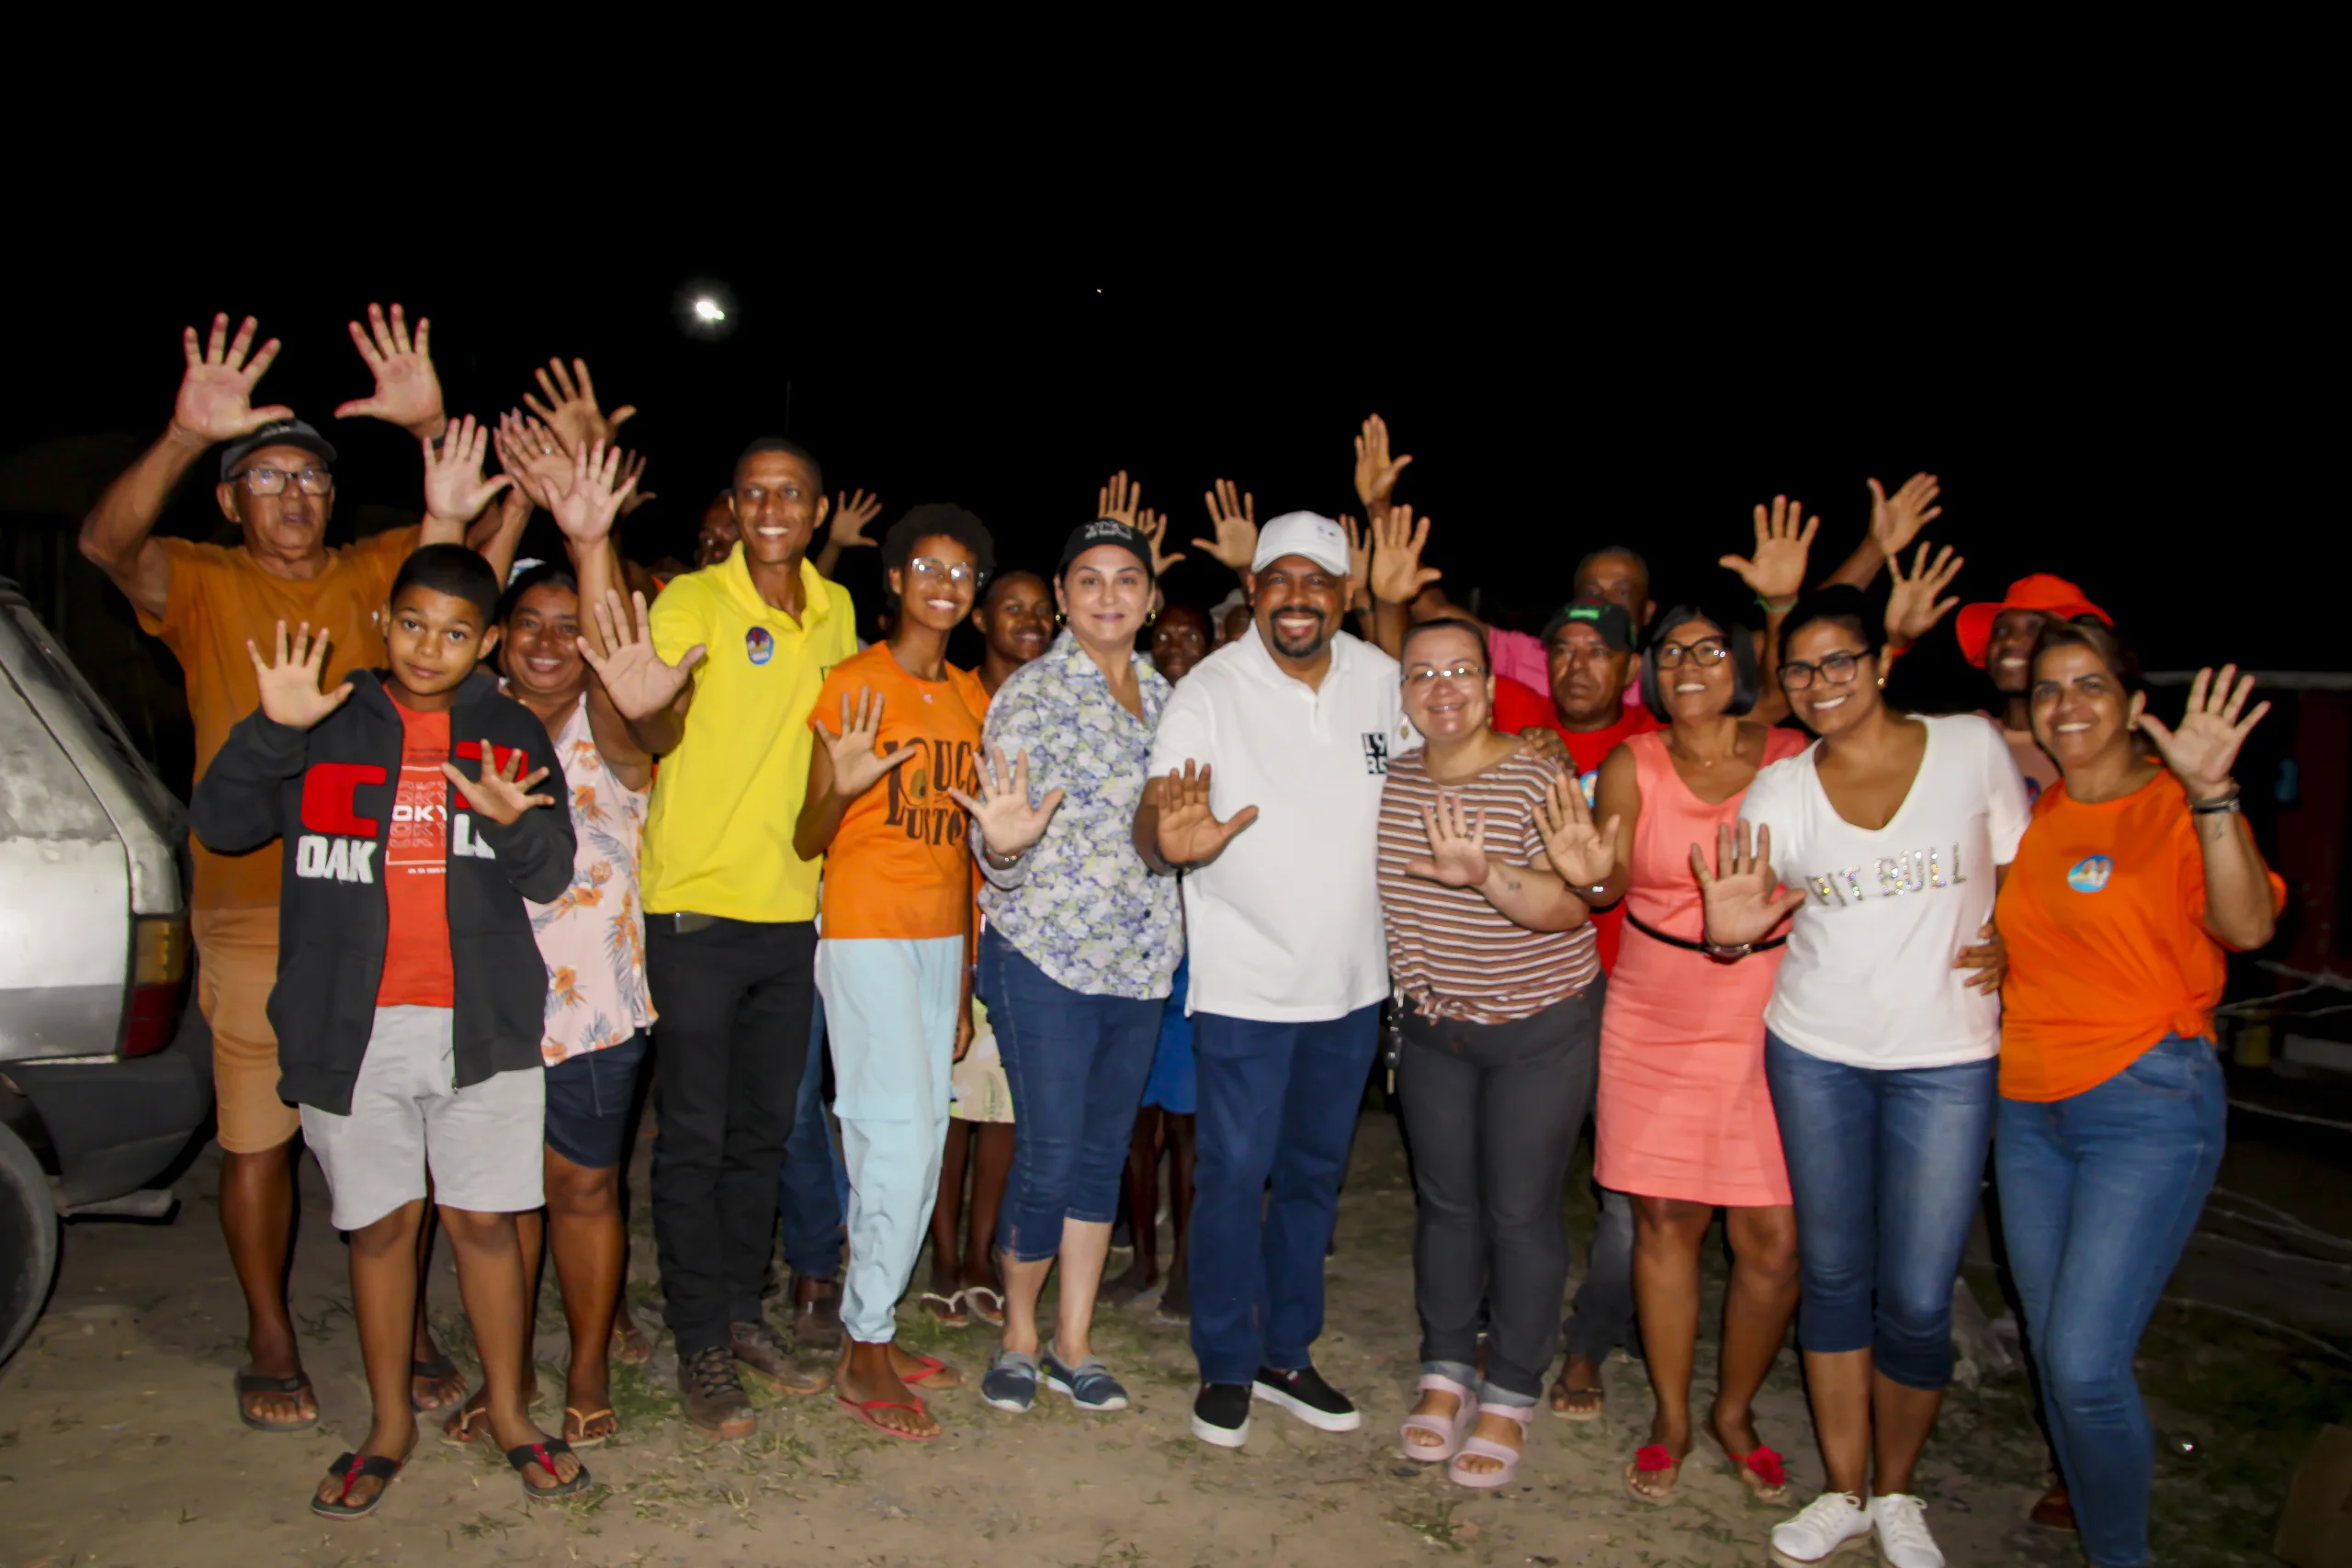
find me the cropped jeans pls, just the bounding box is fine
[1996,1033,2225,1568]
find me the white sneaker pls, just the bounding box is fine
[1767,1491,1872,1566]
[1870,1494,1945,1568]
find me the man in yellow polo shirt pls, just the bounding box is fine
[572,436,854,1437]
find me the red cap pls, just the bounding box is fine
[1954,573,2111,668]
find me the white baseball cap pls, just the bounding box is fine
[1251,512,1351,578]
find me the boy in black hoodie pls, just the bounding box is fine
[193,545,585,1518]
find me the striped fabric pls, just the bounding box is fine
[1376,749,1601,1025]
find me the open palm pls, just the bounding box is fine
[334,303,444,434]
[820,687,921,798]
[1721,494,1819,604]
[2140,664,2269,799]
[580,589,703,719]
[440,742,555,826]
[1536,768,1621,888]
[1691,819,1805,947]
[1192,479,1259,573]
[175,314,293,444]
[947,746,1065,857]
[1404,795,1489,887]
[1156,760,1259,865]
[245,621,352,731]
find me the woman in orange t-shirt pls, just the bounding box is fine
[1994,622,2283,1568]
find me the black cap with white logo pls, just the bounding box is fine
[1057,517,1154,582]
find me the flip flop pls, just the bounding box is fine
[1449,1404,1534,1490]
[1701,1427,1790,1503]
[611,1320,654,1366]
[409,1353,464,1413]
[1623,1442,1684,1505]
[234,1370,319,1432]
[962,1285,1006,1327]
[563,1405,618,1449]
[836,1394,938,1441]
[508,1436,592,1501]
[1547,1369,1604,1422]
[1399,1373,1479,1463]
[311,1450,403,1520]
[899,1352,961,1388]
[919,1290,969,1326]
[441,1398,492,1447]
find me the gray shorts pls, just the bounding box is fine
[300,1006,546,1231]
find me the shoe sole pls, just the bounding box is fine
[1251,1382,1363,1433]
[1764,1534,1871,1567]
[1191,1411,1251,1448]
[981,1388,1037,1414]
[1045,1373,1129,1412]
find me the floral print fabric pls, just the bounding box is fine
[527,694,656,1063]
[977,631,1182,999]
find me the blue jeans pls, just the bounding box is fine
[778,990,849,1280]
[1764,1032,1996,1390]
[1996,1034,2225,1568]
[979,928,1166,1264]
[1190,1003,1381,1386]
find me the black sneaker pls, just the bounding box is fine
[1251,1364,1362,1432]
[1191,1382,1252,1449]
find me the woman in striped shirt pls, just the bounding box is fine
[1376,618,1619,1490]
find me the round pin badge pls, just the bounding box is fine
[2066,855,2113,893]
[745,626,775,666]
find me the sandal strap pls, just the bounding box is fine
[1736,1444,1788,1487]
[506,1436,576,1472]
[1415,1373,1474,1398]
[327,1451,401,1501]
[238,1371,313,1394]
[1634,1442,1679,1472]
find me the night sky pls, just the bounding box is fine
[7,235,2335,723]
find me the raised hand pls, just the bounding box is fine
[1097,470,1143,525]
[829,488,883,550]
[1721,494,1820,604]
[1537,766,1623,888]
[1352,413,1414,516]
[1137,508,1185,576]
[1868,472,1943,560]
[174,314,293,446]
[495,410,574,511]
[1884,542,1964,649]
[334,303,445,435]
[523,357,637,455]
[946,746,1066,857]
[548,440,639,547]
[440,740,556,826]
[1192,479,1259,573]
[1340,515,1372,608]
[819,686,922,799]
[616,451,655,517]
[422,414,514,525]
[1405,793,1491,887]
[1155,760,1259,865]
[1954,919,2007,994]
[244,621,354,730]
[1370,504,1442,604]
[579,588,704,719]
[1690,820,1805,948]
[2139,664,2270,803]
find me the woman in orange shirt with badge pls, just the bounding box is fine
[1995,622,2284,1568]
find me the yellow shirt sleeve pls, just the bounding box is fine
[649,573,713,668]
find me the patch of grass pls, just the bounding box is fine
[457,1508,517,1540]
[1385,1495,1468,1553]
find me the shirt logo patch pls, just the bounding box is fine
[745,626,775,666]
[2067,855,2113,893]
[1363,732,1390,775]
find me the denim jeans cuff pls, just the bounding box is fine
[1478,1381,1538,1410]
[1421,1359,1478,1389]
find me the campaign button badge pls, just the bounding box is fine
[746,626,775,666]
[2066,855,2113,893]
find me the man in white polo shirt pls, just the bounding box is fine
[1134,512,1418,1449]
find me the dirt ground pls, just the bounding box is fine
[0,1104,2331,1568]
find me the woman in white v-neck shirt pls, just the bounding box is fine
[1695,588,2030,1568]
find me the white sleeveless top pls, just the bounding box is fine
[522,693,655,1064]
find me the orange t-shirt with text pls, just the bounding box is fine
[138,527,419,911]
[1996,771,2285,1101]
[808,644,989,941]
[378,699,456,1008]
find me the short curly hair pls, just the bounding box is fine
[881,503,997,586]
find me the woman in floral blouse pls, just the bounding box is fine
[952,518,1183,1416]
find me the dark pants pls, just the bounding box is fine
[1398,992,1599,1403]
[1561,1187,1638,1363]
[1996,1034,2225,1568]
[1190,1003,1381,1386]
[778,991,848,1280]
[645,916,816,1356]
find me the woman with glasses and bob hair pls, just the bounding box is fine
[1693,584,2030,1568]
[1577,603,1808,1507]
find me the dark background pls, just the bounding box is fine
[2,232,2335,794]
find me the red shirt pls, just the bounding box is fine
[378,700,456,1008]
[1491,676,1660,972]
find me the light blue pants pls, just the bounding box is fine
[816,935,962,1345]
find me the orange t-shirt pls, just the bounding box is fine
[378,699,456,1008]
[808,644,989,941]
[1996,771,2285,1101]
[138,527,419,911]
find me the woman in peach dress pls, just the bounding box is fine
[1572,604,1804,1506]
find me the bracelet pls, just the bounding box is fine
[1702,939,1756,962]
[982,844,1027,870]
[1755,594,1797,615]
[2188,783,2244,816]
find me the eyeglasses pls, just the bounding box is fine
[909,558,979,587]
[234,466,333,496]
[1406,662,1488,685]
[1656,637,1731,669]
[1779,650,1864,690]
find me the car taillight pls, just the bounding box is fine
[124,915,188,1056]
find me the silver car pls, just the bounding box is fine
[0,578,210,1362]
